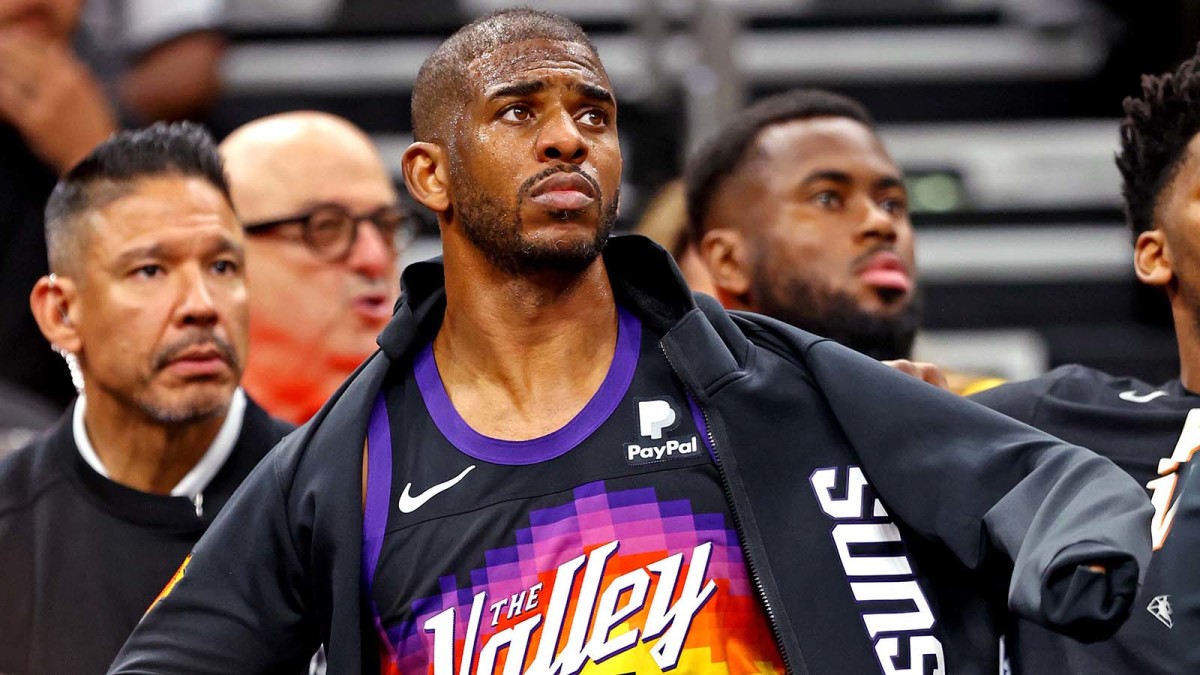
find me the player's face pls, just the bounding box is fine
[1154,133,1200,312]
[449,38,621,274]
[747,117,915,314]
[705,116,918,359]
[74,176,248,424]
[0,0,83,42]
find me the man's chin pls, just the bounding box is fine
[136,387,233,425]
[517,237,605,272]
[859,290,915,316]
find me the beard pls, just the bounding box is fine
[84,330,240,425]
[452,163,618,276]
[750,264,921,361]
[133,393,230,425]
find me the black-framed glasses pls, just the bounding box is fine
[243,203,413,262]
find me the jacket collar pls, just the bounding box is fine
[377,234,698,361]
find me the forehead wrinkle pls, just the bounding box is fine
[468,40,608,89]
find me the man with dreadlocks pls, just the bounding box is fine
[970,48,1200,674]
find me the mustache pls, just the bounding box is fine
[152,332,239,372]
[518,165,602,204]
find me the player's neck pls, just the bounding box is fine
[1175,300,1200,391]
[435,240,619,441]
[81,384,225,494]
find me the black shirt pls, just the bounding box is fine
[364,307,785,673]
[0,397,291,674]
[972,364,1195,674]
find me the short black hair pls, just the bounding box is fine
[411,8,600,144]
[1117,47,1200,239]
[684,89,875,240]
[44,121,230,274]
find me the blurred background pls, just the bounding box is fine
[201,0,1200,382]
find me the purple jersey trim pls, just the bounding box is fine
[413,306,641,465]
[687,394,718,463]
[363,392,393,589]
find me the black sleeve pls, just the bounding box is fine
[1162,461,1200,666]
[0,510,32,672]
[968,371,1060,424]
[804,339,1152,641]
[108,448,319,673]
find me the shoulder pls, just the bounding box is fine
[239,398,296,451]
[969,365,1098,418]
[691,294,826,362]
[0,421,70,521]
[257,354,391,497]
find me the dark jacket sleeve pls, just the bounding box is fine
[803,339,1152,641]
[1161,460,1200,666]
[968,373,1056,424]
[108,442,319,673]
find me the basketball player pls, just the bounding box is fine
[686,88,999,394]
[112,10,1151,674]
[972,47,1200,673]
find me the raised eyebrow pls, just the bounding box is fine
[574,82,615,107]
[486,80,545,100]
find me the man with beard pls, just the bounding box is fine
[0,122,291,675]
[686,90,918,363]
[221,112,406,424]
[113,10,1151,674]
[0,0,227,411]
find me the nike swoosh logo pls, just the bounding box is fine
[398,465,476,514]
[1119,390,1167,403]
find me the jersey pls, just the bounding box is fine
[362,307,786,674]
[971,365,1197,674]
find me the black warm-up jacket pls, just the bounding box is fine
[109,235,1153,674]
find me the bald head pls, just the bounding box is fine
[220,111,396,222]
[220,111,402,424]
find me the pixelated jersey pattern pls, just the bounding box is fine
[382,481,784,674]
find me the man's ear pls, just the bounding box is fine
[30,274,82,354]
[401,142,451,215]
[698,228,753,305]
[1134,228,1173,288]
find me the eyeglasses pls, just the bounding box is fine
[243,203,413,262]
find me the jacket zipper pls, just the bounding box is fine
[660,344,795,675]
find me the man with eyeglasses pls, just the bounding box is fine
[221,111,408,423]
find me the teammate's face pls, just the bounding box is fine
[449,38,621,274]
[1153,134,1200,314]
[705,117,919,359]
[72,176,248,423]
[0,0,82,42]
